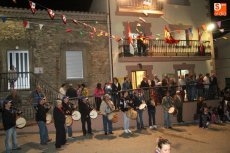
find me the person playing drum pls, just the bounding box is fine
[35,97,52,145]
[62,96,76,139]
[119,91,133,134]
[100,94,115,135]
[132,91,146,130]
[53,100,67,149]
[2,100,21,153]
[173,91,184,123]
[78,97,93,136]
[162,90,174,129]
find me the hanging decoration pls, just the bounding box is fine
[39,24,43,30]
[164,26,179,44]
[47,9,55,19]
[62,14,67,24]
[29,1,36,14]
[23,20,30,28]
[126,22,133,44]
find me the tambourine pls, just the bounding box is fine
[72,111,81,121]
[139,103,147,110]
[65,115,73,126]
[16,117,26,128]
[90,110,98,119]
[126,109,137,120]
[107,112,118,123]
[46,113,52,124]
[168,107,177,115]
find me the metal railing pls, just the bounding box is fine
[119,39,212,57]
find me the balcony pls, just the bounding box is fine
[116,0,164,17]
[118,39,212,62]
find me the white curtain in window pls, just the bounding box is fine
[66,51,83,79]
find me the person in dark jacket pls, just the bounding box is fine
[62,96,76,139]
[78,97,93,136]
[111,77,121,109]
[36,97,51,145]
[119,91,133,133]
[2,100,21,153]
[53,100,66,149]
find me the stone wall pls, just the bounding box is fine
[0,8,110,94]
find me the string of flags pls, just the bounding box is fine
[0,0,229,42]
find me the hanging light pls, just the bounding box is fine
[207,23,215,31]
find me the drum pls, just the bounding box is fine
[16,117,26,128]
[65,115,73,126]
[72,111,81,121]
[139,103,147,110]
[168,107,177,115]
[46,113,52,124]
[126,109,137,120]
[107,112,118,123]
[90,110,98,119]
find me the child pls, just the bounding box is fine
[155,137,171,153]
[202,107,210,128]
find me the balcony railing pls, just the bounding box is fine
[118,39,212,59]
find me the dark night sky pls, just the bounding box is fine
[0,0,93,11]
[1,0,229,38]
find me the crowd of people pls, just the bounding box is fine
[1,72,230,152]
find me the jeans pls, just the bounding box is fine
[37,121,49,144]
[148,108,156,126]
[102,115,113,133]
[66,125,72,137]
[136,110,144,129]
[5,126,18,153]
[123,112,130,130]
[163,111,172,128]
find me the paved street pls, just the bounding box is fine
[0,123,230,153]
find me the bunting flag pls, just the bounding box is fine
[62,14,67,24]
[47,9,55,19]
[39,24,43,30]
[23,20,30,28]
[164,26,179,44]
[126,22,133,44]
[219,29,224,33]
[72,19,78,24]
[66,28,72,32]
[29,1,36,14]
[216,21,221,28]
[92,27,96,33]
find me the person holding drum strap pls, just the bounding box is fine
[132,91,146,130]
[36,97,52,145]
[2,100,21,153]
[62,96,75,139]
[78,97,93,136]
[100,94,115,135]
[161,91,173,129]
[120,91,133,134]
[53,100,66,149]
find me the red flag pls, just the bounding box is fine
[29,1,36,14]
[23,20,30,28]
[62,14,67,24]
[198,28,203,42]
[47,9,55,19]
[164,26,179,44]
[126,22,132,44]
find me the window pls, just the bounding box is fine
[66,51,83,79]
